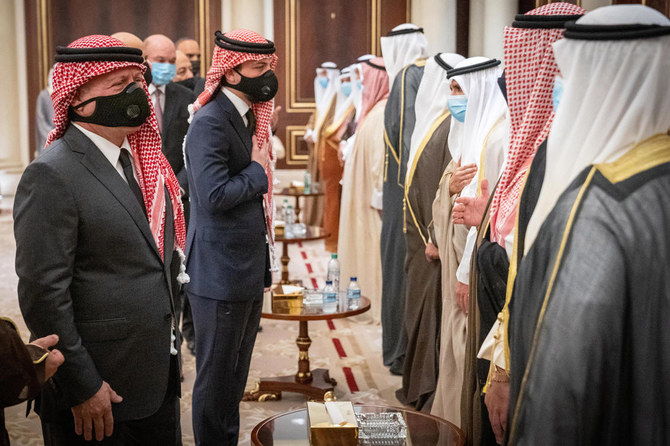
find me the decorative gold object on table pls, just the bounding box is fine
[307,401,358,446]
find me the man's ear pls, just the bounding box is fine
[70,89,83,107]
[224,69,240,86]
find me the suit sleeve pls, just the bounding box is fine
[186,112,268,213]
[14,161,103,407]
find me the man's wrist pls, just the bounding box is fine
[492,366,510,384]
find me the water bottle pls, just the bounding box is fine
[347,277,361,309]
[304,170,312,194]
[285,205,296,238]
[327,253,340,291]
[322,280,337,313]
[282,199,289,221]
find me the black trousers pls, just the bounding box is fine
[181,291,195,347]
[40,356,181,446]
[189,294,263,446]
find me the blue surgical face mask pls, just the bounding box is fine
[447,96,468,123]
[151,62,176,86]
[318,77,328,89]
[552,76,564,111]
[356,80,363,91]
[341,82,352,97]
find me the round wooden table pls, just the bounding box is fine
[275,226,329,284]
[250,404,465,446]
[244,296,370,402]
[276,187,324,224]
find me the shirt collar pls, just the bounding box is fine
[148,83,166,95]
[222,87,250,118]
[73,123,132,167]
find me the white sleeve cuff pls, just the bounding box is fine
[477,317,506,369]
[370,189,383,210]
[456,227,478,283]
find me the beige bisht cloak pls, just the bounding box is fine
[337,99,387,322]
[430,159,469,425]
[303,96,336,226]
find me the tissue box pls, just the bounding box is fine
[271,284,304,313]
[308,401,358,446]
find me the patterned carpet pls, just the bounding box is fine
[0,196,403,446]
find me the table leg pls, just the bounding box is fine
[243,319,338,402]
[294,196,301,224]
[280,240,290,284]
[296,320,312,383]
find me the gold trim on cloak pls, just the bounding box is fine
[403,111,450,242]
[508,132,670,443]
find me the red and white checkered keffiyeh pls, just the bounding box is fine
[191,29,279,255]
[47,35,186,264]
[488,3,585,247]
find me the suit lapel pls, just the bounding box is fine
[216,93,252,155]
[65,127,162,261]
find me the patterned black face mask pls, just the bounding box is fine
[69,82,151,127]
[226,69,278,103]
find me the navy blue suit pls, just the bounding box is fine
[184,90,270,446]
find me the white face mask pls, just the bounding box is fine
[552,76,564,111]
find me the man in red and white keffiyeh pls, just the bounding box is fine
[47,36,187,262]
[14,34,185,445]
[488,2,586,250]
[462,4,585,444]
[191,29,278,246]
[183,29,279,445]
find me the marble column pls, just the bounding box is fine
[0,0,30,196]
[412,0,458,55]
[468,0,517,60]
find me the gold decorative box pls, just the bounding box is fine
[271,284,304,313]
[307,401,358,446]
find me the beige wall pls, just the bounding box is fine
[469,0,517,60]
[0,0,29,173]
[222,0,273,39]
[583,0,611,11]
[412,0,458,55]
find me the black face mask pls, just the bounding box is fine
[226,69,278,103]
[191,60,201,76]
[143,61,153,85]
[69,82,151,128]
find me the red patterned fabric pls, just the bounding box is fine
[192,29,279,243]
[48,34,186,260]
[488,3,585,247]
[357,57,389,130]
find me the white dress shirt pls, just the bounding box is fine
[148,83,166,114]
[222,87,250,126]
[73,124,137,183]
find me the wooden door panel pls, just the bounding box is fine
[273,0,409,169]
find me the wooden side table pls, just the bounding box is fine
[251,404,466,446]
[243,296,371,402]
[276,187,324,224]
[275,226,329,284]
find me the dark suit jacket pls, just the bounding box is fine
[161,82,195,188]
[175,77,206,98]
[14,126,180,422]
[184,91,271,301]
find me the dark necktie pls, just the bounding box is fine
[245,109,256,135]
[119,149,148,218]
